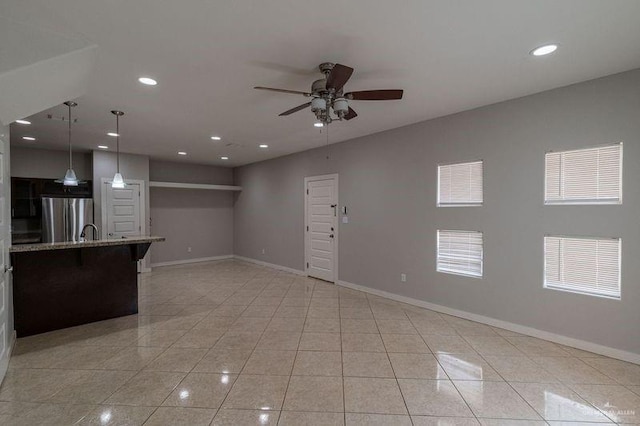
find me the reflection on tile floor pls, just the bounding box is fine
[0,259,638,425]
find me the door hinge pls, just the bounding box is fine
[306,262,309,268]
[306,189,309,195]
[306,226,309,231]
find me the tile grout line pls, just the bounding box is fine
[121,263,260,423]
[278,274,314,422]
[41,274,238,423]
[123,266,251,416]
[374,297,415,424]
[454,328,544,422]
[339,286,347,425]
[211,266,294,423]
[405,306,481,424]
[462,332,617,424]
[127,262,257,425]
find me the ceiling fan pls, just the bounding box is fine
[254,62,403,125]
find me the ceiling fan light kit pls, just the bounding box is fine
[333,98,348,114]
[311,97,327,112]
[254,62,403,126]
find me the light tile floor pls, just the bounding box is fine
[1,259,639,425]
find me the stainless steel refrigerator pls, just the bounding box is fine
[42,197,94,243]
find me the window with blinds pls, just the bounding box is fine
[438,160,483,206]
[437,230,483,278]
[545,143,622,204]
[544,236,621,299]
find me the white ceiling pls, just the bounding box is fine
[4,0,640,167]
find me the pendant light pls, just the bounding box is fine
[111,110,125,188]
[62,101,79,186]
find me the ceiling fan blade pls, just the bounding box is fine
[345,89,404,100]
[279,102,312,116]
[344,107,357,120]
[325,63,354,91]
[254,86,311,96]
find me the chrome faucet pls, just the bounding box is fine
[80,224,100,241]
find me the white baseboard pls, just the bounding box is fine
[338,279,640,365]
[233,255,306,276]
[151,255,234,268]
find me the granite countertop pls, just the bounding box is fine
[10,236,165,253]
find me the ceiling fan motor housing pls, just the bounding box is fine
[311,79,327,93]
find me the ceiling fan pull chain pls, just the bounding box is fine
[326,120,330,165]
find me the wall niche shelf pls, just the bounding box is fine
[149,181,242,191]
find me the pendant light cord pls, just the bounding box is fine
[116,114,120,174]
[68,102,73,169]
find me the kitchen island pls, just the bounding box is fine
[10,236,165,337]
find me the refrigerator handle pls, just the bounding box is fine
[63,199,69,242]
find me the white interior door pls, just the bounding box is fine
[305,175,338,282]
[104,183,141,239]
[0,126,11,381]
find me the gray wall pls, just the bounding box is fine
[11,146,92,180]
[233,69,640,356]
[149,160,234,265]
[149,160,233,185]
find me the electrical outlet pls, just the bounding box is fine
[262,248,266,255]
[187,247,192,253]
[401,273,407,282]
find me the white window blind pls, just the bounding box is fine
[438,160,483,206]
[437,230,483,278]
[545,144,622,204]
[544,236,621,299]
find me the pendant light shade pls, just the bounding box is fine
[62,101,79,186]
[111,110,125,188]
[63,168,79,186]
[111,172,125,189]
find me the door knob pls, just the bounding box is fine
[5,266,13,273]
[329,234,334,239]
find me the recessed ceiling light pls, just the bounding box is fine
[220,156,229,160]
[22,136,36,141]
[211,136,222,141]
[259,144,268,148]
[107,132,119,137]
[15,119,31,125]
[98,145,109,149]
[531,44,558,56]
[314,122,324,128]
[138,77,158,86]
[177,151,187,155]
